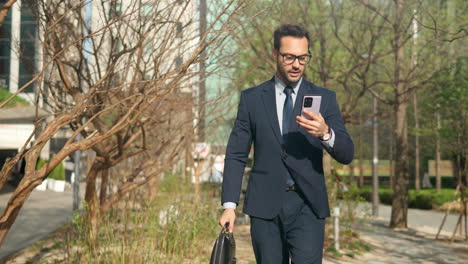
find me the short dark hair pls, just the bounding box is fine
[273,24,310,51]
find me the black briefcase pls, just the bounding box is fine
[209,224,236,264]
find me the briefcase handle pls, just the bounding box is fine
[223,222,230,232]
[210,222,236,264]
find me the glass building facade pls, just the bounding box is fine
[0,0,37,94]
[0,8,12,90]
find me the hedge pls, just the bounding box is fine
[355,187,459,210]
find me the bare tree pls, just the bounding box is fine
[0,0,247,246]
[356,0,466,228]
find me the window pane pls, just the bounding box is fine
[19,2,37,93]
[0,44,11,55]
[0,9,11,89]
[21,2,35,22]
[19,61,35,93]
[21,23,36,39]
[0,58,9,88]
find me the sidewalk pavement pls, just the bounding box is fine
[0,185,74,260]
[324,203,467,264]
[358,202,461,235]
[336,218,468,264]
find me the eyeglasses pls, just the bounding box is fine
[279,52,311,65]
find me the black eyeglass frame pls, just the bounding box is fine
[278,51,311,65]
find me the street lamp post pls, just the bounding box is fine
[362,53,380,217]
[73,134,81,211]
[372,96,379,217]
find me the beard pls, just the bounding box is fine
[277,62,303,84]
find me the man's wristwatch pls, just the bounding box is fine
[320,127,332,141]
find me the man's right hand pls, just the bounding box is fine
[219,208,236,232]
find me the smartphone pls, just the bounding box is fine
[301,95,321,119]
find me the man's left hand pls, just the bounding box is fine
[296,110,328,138]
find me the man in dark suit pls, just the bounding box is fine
[219,24,354,263]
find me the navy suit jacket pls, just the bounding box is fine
[222,77,354,219]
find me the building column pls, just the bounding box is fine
[9,0,21,94]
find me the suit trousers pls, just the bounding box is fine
[250,189,325,264]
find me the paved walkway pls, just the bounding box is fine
[339,203,468,264]
[358,202,461,234]
[0,185,74,259]
[339,219,468,264]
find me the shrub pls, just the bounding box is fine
[36,158,66,181]
[409,192,433,209]
[379,189,393,205]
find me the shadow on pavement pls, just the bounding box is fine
[356,219,468,264]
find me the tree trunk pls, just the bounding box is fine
[413,93,421,191]
[146,175,158,201]
[390,0,409,229]
[390,101,409,228]
[389,133,394,188]
[456,130,462,187]
[84,163,101,246]
[410,11,420,191]
[465,148,468,187]
[465,153,468,187]
[99,168,109,206]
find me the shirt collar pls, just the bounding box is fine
[275,75,302,95]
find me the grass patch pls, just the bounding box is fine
[0,88,29,107]
[325,247,343,258]
[10,174,221,263]
[325,236,372,259]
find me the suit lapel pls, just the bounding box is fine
[261,78,283,145]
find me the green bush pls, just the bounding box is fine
[36,158,66,181]
[409,192,433,209]
[355,186,459,210]
[379,189,393,205]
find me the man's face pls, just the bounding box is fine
[273,36,309,85]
